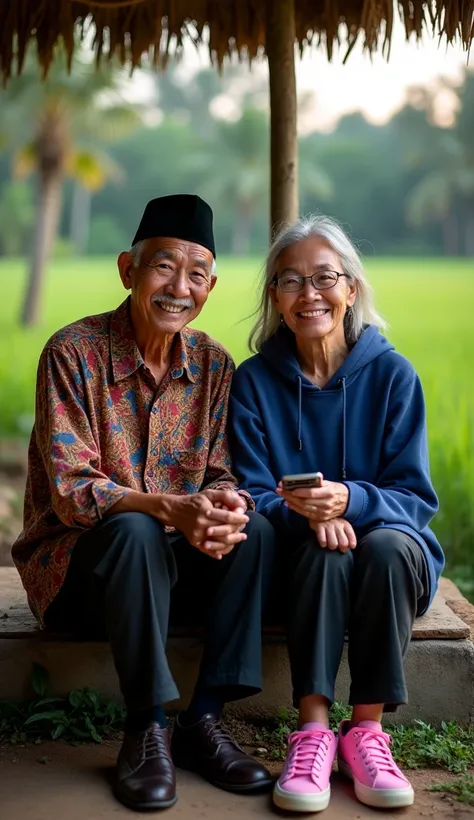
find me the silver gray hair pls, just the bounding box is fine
[249,215,386,352]
[129,240,216,274]
[129,240,146,268]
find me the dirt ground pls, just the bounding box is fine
[0,737,472,820]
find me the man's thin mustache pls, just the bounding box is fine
[153,296,195,309]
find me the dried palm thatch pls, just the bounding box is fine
[0,0,473,84]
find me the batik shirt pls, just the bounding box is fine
[12,298,249,623]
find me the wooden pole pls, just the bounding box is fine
[266,0,298,236]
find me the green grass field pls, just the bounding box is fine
[1,256,473,587]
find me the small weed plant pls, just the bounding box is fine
[428,774,474,804]
[0,663,125,744]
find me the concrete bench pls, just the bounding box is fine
[1,567,473,725]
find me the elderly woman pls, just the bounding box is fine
[230,216,443,813]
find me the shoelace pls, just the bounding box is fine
[285,730,332,781]
[353,728,399,777]
[139,726,170,761]
[204,719,242,751]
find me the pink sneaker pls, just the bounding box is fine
[337,720,414,808]
[273,722,337,812]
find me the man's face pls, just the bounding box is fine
[118,237,216,337]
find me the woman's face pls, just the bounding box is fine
[270,237,357,343]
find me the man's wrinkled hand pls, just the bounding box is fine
[201,488,249,557]
[202,488,248,513]
[163,491,249,560]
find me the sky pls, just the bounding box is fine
[130,15,470,133]
[293,19,469,130]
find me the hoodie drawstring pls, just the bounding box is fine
[295,375,347,479]
[341,376,347,480]
[296,376,303,451]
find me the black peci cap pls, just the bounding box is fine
[131,194,215,258]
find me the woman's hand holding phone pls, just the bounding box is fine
[277,473,349,522]
[277,471,355,552]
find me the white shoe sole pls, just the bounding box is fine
[338,757,415,808]
[273,780,331,812]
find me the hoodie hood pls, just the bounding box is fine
[260,324,394,388]
[260,324,395,466]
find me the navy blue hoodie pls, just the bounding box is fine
[230,324,443,612]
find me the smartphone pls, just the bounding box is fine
[281,472,323,491]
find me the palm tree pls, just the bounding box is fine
[0,47,140,325]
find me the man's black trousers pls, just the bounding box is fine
[45,511,277,712]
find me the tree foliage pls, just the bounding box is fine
[0,60,473,322]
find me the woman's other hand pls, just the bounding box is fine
[310,518,357,552]
[277,479,349,522]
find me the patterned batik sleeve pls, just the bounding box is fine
[202,354,255,510]
[35,344,131,527]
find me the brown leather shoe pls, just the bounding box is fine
[171,712,273,793]
[115,723,177,810]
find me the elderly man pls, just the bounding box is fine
[13,194,275,810]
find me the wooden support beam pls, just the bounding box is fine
[266,0,298,236]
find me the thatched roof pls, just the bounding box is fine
[1,0,473,83]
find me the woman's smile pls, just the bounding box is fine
[295,308,331,320]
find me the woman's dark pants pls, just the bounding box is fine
[286,528,430,710]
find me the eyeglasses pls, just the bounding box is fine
[273,271,349,292]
